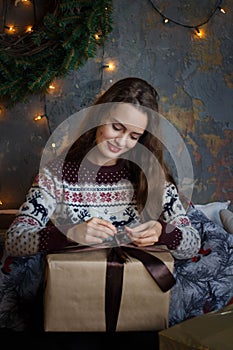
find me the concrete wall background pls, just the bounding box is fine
[0,0,232,210]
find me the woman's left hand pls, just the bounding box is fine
[125,220,162,247]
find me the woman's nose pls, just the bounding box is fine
[115,135,128,147]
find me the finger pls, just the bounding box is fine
[132,236,158,247]
[94,229,114,240]
[85,235,103,245]
[88,218,116,235]
[95,224,116,238]
[83,229,113,244]
[125,223,147,234]
[127,229,154,239]
[86,224,116,241]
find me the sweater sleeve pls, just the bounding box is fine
[157,182,201,259]
[157,219,183,251]
[5,165,75,257]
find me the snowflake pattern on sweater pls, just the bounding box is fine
[5,159,200,259]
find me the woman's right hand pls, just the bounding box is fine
[66,217,117,245]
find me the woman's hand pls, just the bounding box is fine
[67,217,117,245]
[125,220,162,247]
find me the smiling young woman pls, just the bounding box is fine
[6,77,200,257]
[3,76,202,332]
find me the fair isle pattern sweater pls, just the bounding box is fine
[5,159,201,259]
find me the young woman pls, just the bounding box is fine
[5,77,201,259]
[2,78,233,333]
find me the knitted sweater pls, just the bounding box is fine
[5,158,201,259]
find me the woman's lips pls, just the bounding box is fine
[107,141,123,153]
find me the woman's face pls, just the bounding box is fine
[89,103,148,166]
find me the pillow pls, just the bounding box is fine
[194,200,231,227]
[220,209,233,234]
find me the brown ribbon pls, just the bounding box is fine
[105,245,176,332]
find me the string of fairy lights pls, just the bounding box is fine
[148,0,226,38]
[0,0,228,207]
[2,0,226,36]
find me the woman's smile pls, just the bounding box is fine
[107,141,123,153]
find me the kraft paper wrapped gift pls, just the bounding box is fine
[44,246,174,332]
[159,303,233,350]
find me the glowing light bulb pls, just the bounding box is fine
[218,7,226,14]
[195,27,204,38]
[163,18,169,24]
[6,25,15,33]
[94,33,101,40]
[103,62,115,71]
[108,62,115,70]
[26,26,33,33]
[0,200,3,205]
[34,114,44,121]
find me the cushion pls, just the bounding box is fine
[194,200,231,227]
[220,209,233,234]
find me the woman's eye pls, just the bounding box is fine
[112,123,122,131]
[131,135,140,141]
[112,123,141,141]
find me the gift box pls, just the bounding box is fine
[44,245,174,332]
[159,303,233,350]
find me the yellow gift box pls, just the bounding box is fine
[44,246,174,332]
[159,303,233,350]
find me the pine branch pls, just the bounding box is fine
[0,0,113,108]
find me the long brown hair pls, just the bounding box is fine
[66,77,176,219]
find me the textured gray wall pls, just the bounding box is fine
[0,0,232,209]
